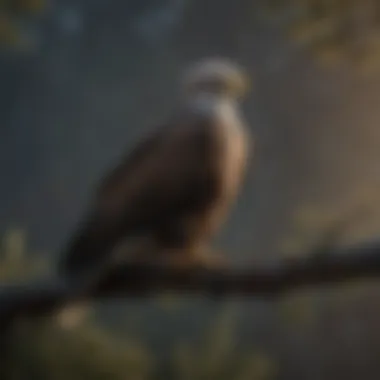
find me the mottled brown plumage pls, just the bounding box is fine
[58,58,251,288]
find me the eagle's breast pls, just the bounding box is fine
[214,99,249,199]
[189,93,250,236]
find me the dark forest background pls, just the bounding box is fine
[2,0,380,379]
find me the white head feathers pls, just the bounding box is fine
[182,58,250,98]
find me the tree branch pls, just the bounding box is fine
[1,238,380,328]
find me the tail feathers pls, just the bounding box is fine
[58,225,116,283]
[55,225,122,329]
[55,220,123,330]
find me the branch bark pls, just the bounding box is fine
[1,238,380,328]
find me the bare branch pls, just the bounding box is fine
[1,238,380,328]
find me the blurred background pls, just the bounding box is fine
[2,0,380,379]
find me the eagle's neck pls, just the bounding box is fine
[188,91,239,119]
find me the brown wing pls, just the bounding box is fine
[58,112,222,278]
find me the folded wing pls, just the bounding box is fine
[58,112,222,279]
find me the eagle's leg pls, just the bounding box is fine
[153,222,229,269]
[149,242,229,270]
[191,245,229,269]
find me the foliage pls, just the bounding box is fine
[172,303,277,380]
[0,0,47,49]
[5,318,153,380]
[0,228,48,280]
[259,0,380,72]
[3,0,380,71]
[0,229,277,380]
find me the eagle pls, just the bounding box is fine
[57,58,252,291]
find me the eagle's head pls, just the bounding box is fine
[183,58,249,99]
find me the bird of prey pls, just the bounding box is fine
[58,58,252,290]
